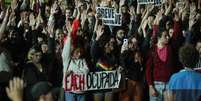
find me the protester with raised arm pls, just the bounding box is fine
[62,21,89,101]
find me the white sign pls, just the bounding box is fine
[96,7,122,26]
[137,0,154,4]
[137,0,162,5]
[64,71,121,91]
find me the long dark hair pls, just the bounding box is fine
[98,25,111,48]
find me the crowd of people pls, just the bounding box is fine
[0,0,201,101]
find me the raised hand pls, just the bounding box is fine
[95,25,104,41]
[11,0,18,11]
[7,11,16,27]
[50,1,58,15]
[129,6,135,16]
[147,4,154,12]
[189,15,196,31]
[0,7,11,41]
[47,24,54,35]
[36,9,43,26]
[119,0,126,7]
[77,1,83,10]
[95,13,101,20]
[174,12,180,22]
[112,1,118,12]
[47,5,55,36]
[20,0,28,10]
[81,10,87,28]
[164,0,172,16]
[6,77,24,101]
[66,21,72,35]
[189,2,197,31]
[190,2,196,13]
[29,13,36,27]
[86,2,91,11]
[154,10,162,25]
[75,1,83,20]
[5,7,11,18]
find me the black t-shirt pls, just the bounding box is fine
[23,62,48,101]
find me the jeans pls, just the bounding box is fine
[65,92,86,101]
[149,81,168,101]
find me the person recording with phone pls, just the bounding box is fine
[119,36,144,101]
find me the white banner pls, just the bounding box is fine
[64,70,121,91]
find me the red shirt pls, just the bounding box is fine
[157,46,168,62]
[146,45,175,85]
[63,18,80,47]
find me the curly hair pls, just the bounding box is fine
[179,44,199,68]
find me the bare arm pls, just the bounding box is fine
[128,6,137,37]
[93,14,99,33]
[20,0,29,10]
[141,5,154,24]
[188,2,197,31]
[119,0,126,13]
[62,22,72,73]
[136,3,140,15]
[75,1,82,20]
[47,1,57,27]
[35,10,44,30]
[165,0,172,16]
[0,8,10,41]
[138,5,154,36]
[81,10,87,29]
[153,10,162,25]
[76,8,81,20]
[142,19,148,38]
